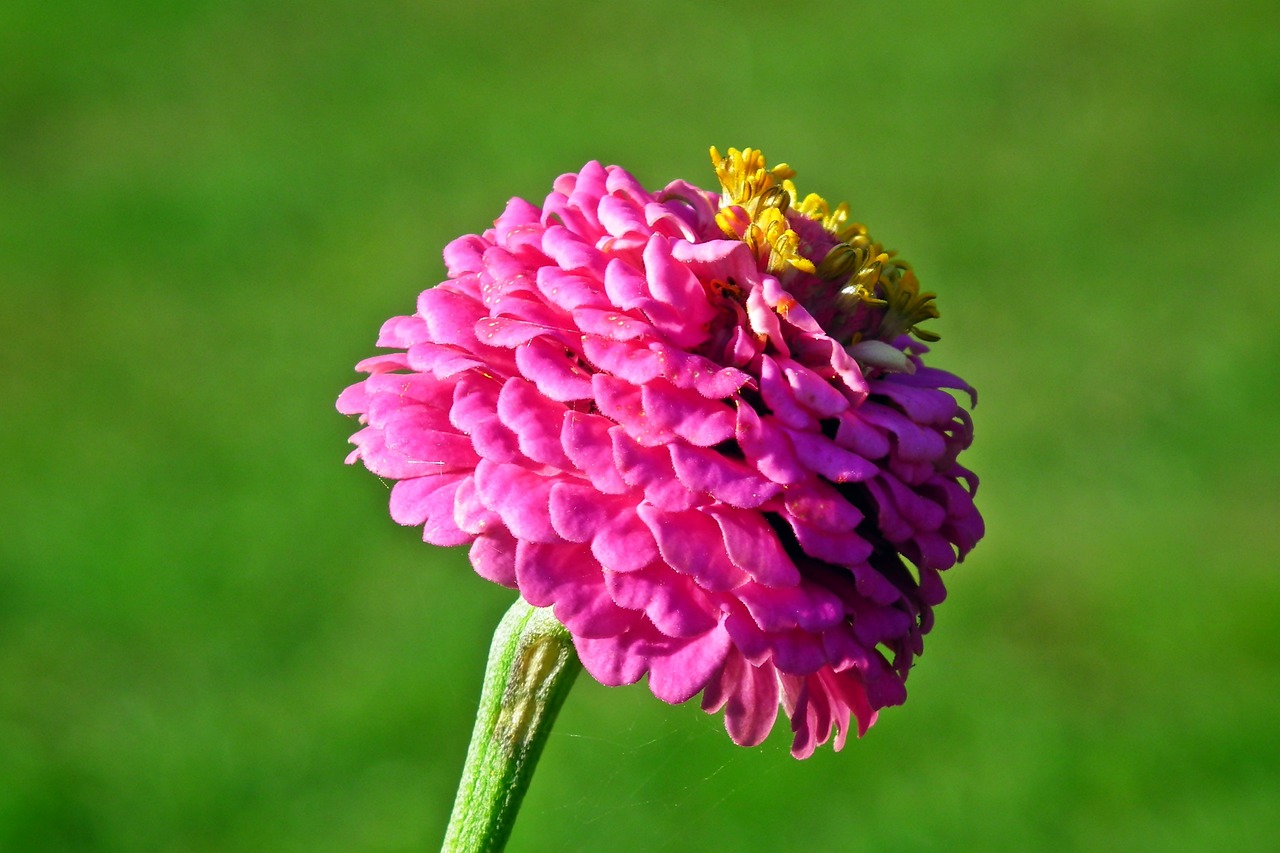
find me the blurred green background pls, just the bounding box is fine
[4,0,1278,850]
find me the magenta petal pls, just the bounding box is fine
[533,266,606,312]
[384,409,478,471]
[576,617,730,705]
[597,192,649,239]
[581,335,665,387]
[706,653,780,748]
[406,342,482,378]
[574,628,649,687]
[453,475,499,535]
[590,506,658,572]
[669,444,780,508]
[450,374,522,464]
[354,352,411,375]
[515,541,637,639]
[547,482,610,543]
[541,223,607,280]
[547,484,657,572]
[610,429,698,511]
[336,382,369,416]
[705,505,800,587]
[647,622,732,704]
[593,374,666,445]
[442,233,488,276]
[417,286,487,350]
[604,564,718,638]
[572,307,653,342]
[758,354,813,429]
[638,504,749,591]
[602,256,648,310]
[639,236,716,349]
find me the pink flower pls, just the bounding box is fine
[338,148,983,758]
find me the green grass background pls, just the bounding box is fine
[3,0,1278,849]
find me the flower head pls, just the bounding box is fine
[338,148,984,758]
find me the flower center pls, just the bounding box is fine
[709,146,941,344]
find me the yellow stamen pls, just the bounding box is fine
[745,208,815,275]
[876,264,940,342]
[710,146,795,209]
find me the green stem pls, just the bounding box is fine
[441,599,581,853]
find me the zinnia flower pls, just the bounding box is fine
[338,147,983,758]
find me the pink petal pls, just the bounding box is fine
[561,412,628,495]
[473,460,557,543]
[514,337,594,401]
[641,380,736,446]
[470,529,518,587]
[496,377,571,468]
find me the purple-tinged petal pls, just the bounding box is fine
[759,354,815,430]
[734,404,806,486]
[783,427,877,484]
[770,630,828,676]
[737,582,844,633]
[781,359,849,417]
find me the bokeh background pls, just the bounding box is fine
[4,0,1278,850]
